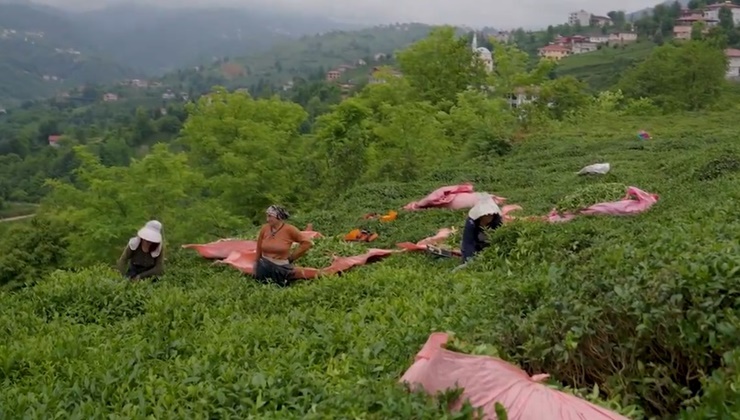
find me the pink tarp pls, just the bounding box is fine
[184,227,467,277]
[397,227,462,255]
[403,184,507,211]
[217,245,397,279]
[183,226,398,279]
[400,332,628,420]
[182,227,323,259]
[540,186,659,223]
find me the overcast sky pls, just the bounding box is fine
[36,0,663,29]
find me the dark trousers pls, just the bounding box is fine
[126,264,153,279]
[254,257,295,287]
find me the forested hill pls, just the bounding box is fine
[0,2,363,106]
[0,3,137,106]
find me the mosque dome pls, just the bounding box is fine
[476,46,492,58]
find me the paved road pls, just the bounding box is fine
[0,214,35,223]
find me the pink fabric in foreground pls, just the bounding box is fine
[403,184,507,211]
[400,333,628,420]
[544,186,659,223]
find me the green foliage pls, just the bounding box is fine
[297,236,366,268]
[555,42,657,92]
[554,183,627,213]
[618,40,728,111]
[695,154,740,181]
[181,88,308,220]
[396,26,487,107]
[41,144,242,267]
[0,217,68,288]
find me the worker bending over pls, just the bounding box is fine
[459,194,503,267]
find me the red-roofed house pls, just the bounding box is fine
[538,44,572,60]
[725,48,740,79]
[705,2,740,25]
[326,70,341,81]
[673,25,693,40]
[675,14,718,28]
[48,135,62,147]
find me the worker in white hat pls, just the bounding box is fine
[116,220,165,280]
[455,193,503,271]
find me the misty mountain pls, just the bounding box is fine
[0,1,367,104]
[0,2,138,105]
[627,0,689,21]
[69,4,364,75]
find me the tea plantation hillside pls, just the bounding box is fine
[1,108,740,418]
[2,30,740,418]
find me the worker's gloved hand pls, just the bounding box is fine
[451,263,468,273]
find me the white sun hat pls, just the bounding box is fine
[137,220,163,243]
[468,193,502,221]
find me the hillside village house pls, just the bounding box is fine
[673,25,693,40]
[492,31,511,43]
[705,1,740,25]
[673,12,716,39]
[326,70,340,81]
[590,15,613,27]
[48,135,62,147]
[726,48,740,80]
[368,67,403,84]
[569,10,591,26]
[541,30,636,59]
[102,93,118,102]
[588,35,609,43]
[508,87,539,108]
[608,32,638,43]
[539,44,572,60]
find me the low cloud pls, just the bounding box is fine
[38,0,663,29]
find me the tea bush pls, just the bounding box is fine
[1,110,739,418]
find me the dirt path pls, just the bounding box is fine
[0,214,35,223]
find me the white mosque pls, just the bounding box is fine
[471,33,494,73]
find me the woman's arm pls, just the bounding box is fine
[116,245,132,275]
[255,225,266,259]
[460,219,478,263]
[288,225,312,263]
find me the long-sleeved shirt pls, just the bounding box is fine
[116,243,165,278]
[460,215,503,263]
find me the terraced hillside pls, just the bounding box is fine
[1,106,739,417]
[556,41,657,92]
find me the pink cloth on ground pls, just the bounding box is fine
[404,184,507,211]
[182,226,397,279]
[400,332,629,420]
[545,186,659,223]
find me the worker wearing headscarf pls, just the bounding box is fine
[459,194,503,264]
[254,205,313,286]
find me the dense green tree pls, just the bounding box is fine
[180,87,307,220]
[396,26,487,107]
[618,40,728,111]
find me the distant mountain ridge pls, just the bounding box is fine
[71,4,365,74]
[627,0,690,21]
[0,1,369,105]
